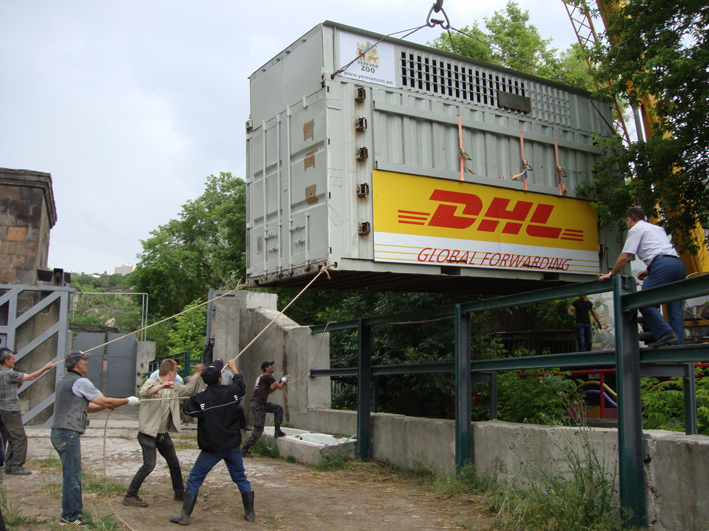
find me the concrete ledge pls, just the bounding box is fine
[262,427,356,465]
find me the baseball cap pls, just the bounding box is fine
[261,360,274,371]
[65,350,91,368]
[202,360,224,385]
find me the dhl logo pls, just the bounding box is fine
[397,190,584,242]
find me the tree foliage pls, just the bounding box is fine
[131,172,246,318]
[430,1,594,91]
[579,0,709,254]
[167,298,207,360]
[70,272,142,334]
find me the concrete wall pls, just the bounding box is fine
[213,291,709,531]
[210,290,331,429]
[135,341,156,394]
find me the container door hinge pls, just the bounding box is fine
[356,183,370,197]
[355,117,367,132]
[355,87,366,103]
[358,222,371,235]
[356,147,368,161]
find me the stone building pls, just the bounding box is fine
[0,168,57,284]
[1,167,61,424]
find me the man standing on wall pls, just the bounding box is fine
[241,361,286,457]
[568,295,601,351]
[598,206,686,347]
[123,358,204,507]
[0,347,55,476]
[51,350,139,527]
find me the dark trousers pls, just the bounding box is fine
[0,410,27,471]
[243,401,283,449]
[127,432,184,497]
[641,256,686,344]
[576,322,593,351]
[50,429,83,521]
[185,447,250,495]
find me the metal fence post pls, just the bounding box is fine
[683,362,697,435]
[357,319,372,459]
[614,275,646,527]
[489,371,498,420]
[454,305,472,471]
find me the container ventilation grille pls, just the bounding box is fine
[399,49,571,127]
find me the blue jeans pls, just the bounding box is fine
[576,322,593,351]
[51,429,83,521]
[641,256,686,345]
[185,447,251,495]
[127,432,183,497]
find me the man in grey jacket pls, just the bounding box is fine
[123,359,204,507]
[52,350,139,527]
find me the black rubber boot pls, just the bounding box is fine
[169,492,197,525]
[241,490,255,522]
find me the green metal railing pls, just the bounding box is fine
[309,274,709,528]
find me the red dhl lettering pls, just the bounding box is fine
[398,190,580,242]
[417,248,571,271]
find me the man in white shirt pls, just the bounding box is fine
[598,207,686,347]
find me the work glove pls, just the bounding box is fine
[280,377,290,384]
[568,314,576,324]
[127,396,140,407]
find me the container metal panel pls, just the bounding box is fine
[245,21,620,293]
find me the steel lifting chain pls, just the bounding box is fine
[426,0,450,29]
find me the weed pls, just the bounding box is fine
[286,455,296,464]
[249,438,279,458]
[26,456,62,469]
[491,421,633,531]
[310,454,350,472]
[0,488,46,526]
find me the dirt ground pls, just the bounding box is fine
[6,407,495,531]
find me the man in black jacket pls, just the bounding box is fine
[170,358,254,525]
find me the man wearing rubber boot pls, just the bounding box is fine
[170,359,254,525]
[241,361,286,457]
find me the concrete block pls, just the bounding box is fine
[0,268,16,283]
[0,184,22,200]
[643,430,709,530]
[212,292,241,363]
[7,226,26,242]
[241,290,277,310]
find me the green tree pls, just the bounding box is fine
[70,272,142,334]
[167,299,207,360]
[131,172,246,318]
[579,0,709,255]
[430,1,594,90]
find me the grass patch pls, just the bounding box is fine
[285,455,296,464]
[0,488,47,527]
[173,439,199,450]
[378,461,497,497]
[310,454,351,472]
[249,438,279,458]
[81,469,128,496]
[26,456,62,470]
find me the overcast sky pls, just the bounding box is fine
[0,0,580,275]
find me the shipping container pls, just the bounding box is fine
[245,21,621,294]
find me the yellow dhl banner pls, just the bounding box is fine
[372,170,599,275]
